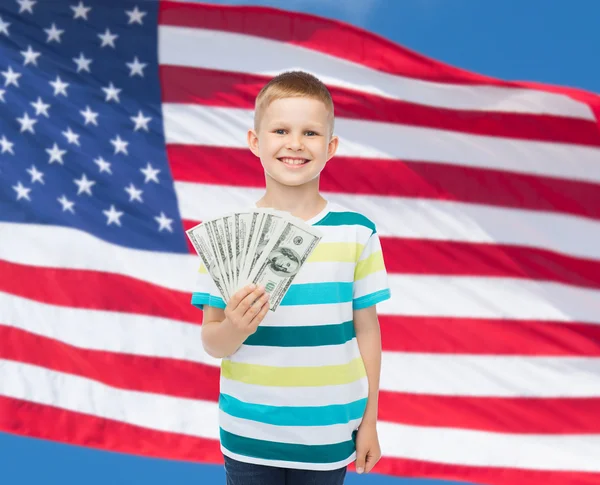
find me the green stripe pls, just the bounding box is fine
[244,320,355,347]
[353,289,391,310]
[220,394,367,426]
[315,211,376,234]
[220,428,357,464]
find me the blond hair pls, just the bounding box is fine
[254,71,335,136]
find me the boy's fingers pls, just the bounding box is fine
[249,301,270,328]
[229,284,256,309]
[355,449,366,474]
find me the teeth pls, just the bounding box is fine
[280,158,306,165]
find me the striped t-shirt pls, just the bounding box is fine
[191,201,391,471]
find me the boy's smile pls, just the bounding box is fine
[248,97,338,187]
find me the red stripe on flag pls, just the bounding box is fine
[375,456,600,485]
[0,259,200,323]
[160,65,600,147]
[0,395,223,464]
[379,315,600,356]
[0,325,220,401]
[169,145,600,221]
[378,391,600,434]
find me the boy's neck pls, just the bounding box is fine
[255,188,328,223]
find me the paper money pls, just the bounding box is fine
[186,208,323,311]
[247,219,323,311]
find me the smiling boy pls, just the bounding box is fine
[192,71,391,485]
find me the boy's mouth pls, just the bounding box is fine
[277,157,310,166]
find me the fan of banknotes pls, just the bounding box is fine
[186,208,324,312]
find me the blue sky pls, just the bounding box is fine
[3,1,596,485]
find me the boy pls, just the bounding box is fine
[191,71,391,485]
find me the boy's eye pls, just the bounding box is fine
[274,129,286,135]
[305,131,317,136]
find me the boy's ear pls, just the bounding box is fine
[247,129,260,157]
[326,134,339,162]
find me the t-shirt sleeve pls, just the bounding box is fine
[191,262,226,310]
[353,230,391,310]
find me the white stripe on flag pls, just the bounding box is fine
[158,25,594,119]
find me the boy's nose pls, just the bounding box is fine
[286,135,304,150]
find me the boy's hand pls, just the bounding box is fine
[354,421,381,474]
[224,284,270,337]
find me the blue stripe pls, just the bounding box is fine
[353,289,391,310]
[281,282,353,305]
[315,211,376,234]
[243,320,355,347]
[220,394,367,426]
[191,292,226,310]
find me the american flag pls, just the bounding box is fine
[1,1,600,484]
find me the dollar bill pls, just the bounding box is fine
[206,219,232,299]
[248,218,323,311]
[186,223,229,302]
[223,214,236,293]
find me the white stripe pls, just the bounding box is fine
[222,448,356,472]
[219,410,363,446]
[5,292,600,398]
[175,182,600,262]
[0,292,219,366]
[163,104,600,184]
[0,222,197,292]
[220,376,369,407]
[158,25,594,120]
[2,361,599,471]
[229,339,361,367]
[381,353,600,397]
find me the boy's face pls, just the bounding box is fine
[247,97,338,188]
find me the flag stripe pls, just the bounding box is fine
[169,145,600,221]
[3,326,600,435]
[2,361,600,471]
[163,104,600,184]
[157,4,594,120]
[0,395,223,463]
[160,65,600,147]
[4,293,600,397]
[7,258,600,358]
[175,183,600,262]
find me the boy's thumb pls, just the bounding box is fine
[355,449,366,474]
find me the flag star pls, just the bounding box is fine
[130,110,151,131]
[80,106,98,126]
[73,52,92,73]
[31,97,50,117]
[21,45,41,66]
[0,16,10,36]
[62,127,81,146]
[17,0,36,14]
[124,183,143,202]
[103,204,123,226]
[58,195,75,213]
[125,6,146,25]
[110,134,128,155]
[27,165,44,184]
[155,212,174,232]
[102,81,121,102]
[46,143,67,164]
[126,56,146,77]
[0,135,14,154]
[2,66,21,87]
[13,182,31,201]
[94,156,112,174]
[71,1,91,20]
[49,76,69,96]
[98,28,117,48]
[16,112,37,133]
[140,162,160,183]
[74,173,95,195]
[44,23,64,43]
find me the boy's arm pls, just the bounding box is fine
[354,305,382,425]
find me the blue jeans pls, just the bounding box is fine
[223,455,347,485]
